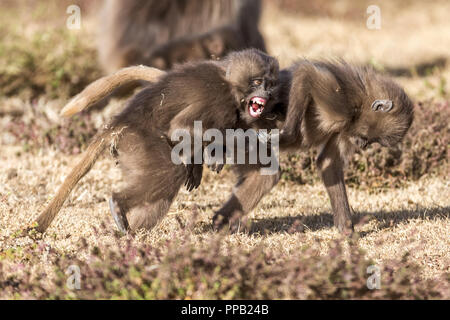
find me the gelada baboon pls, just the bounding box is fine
[213,60,414,234]
[35,49,282,233]
[98,0,266,73]
[147,26,247,70]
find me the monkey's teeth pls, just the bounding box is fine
[248,97,267,118]
[249,105,263,118]
[250,97,267,106]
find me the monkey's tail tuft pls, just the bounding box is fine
[61,95,90,117]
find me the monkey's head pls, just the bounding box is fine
[224,49,281,125]
[349,75,414,149]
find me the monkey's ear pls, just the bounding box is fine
[371,99,393,112]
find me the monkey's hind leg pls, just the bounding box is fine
[213,163,281,232]
[316,134,354,234]
[111,185,181,233]
[126,198,177,231]
[111,131,186,233]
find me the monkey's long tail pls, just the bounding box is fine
[35,131,111,233]
[60,65,166,117]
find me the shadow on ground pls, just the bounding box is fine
[245,205,450,236]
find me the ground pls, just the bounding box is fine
[0,0,448,299]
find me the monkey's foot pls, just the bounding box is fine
[212,212,250,234]
[279,129,301,147]
[207,163,224,174]
[109,197,129,233]
[335,217,354,236]
[212,213,229,230]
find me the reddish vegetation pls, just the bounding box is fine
[1,223,448,299]
[282,100,448,189]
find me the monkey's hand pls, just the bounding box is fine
[207,162,224,174]
[204,144,226,174]
[349,136,369,150]
[279,128,302,147]
[184,164,203,191]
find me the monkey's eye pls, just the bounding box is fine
[251,79,262,86]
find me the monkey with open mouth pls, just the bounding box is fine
[213,60,414,234]
[35,54,414,236]
[34,49,284,234]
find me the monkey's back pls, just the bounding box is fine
[288,60,368,149]
[112,62,238,134]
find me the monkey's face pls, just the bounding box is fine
[225,49,281,125]
[351,81,414,149]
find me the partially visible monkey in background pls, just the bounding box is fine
[147,26,246,70]
[34,49,282,234]
[213,60,414,234]
[98,0,266,74]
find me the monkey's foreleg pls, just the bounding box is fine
[213,164,281,231]
[184,145,226,192]
[184,164,203,191]
[316,135,354,234]
[205,144,227,174]
[279,71,311,147]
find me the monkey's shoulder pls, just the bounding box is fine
[169,62,229,86]
[161,63,236,102]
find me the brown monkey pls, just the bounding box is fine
[35,49,282,233]
[98,0,266,73]
[213,60,414,234]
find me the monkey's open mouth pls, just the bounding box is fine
[248,97,266,118]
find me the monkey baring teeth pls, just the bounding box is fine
[248,96,266,118]
[35,49,282,234]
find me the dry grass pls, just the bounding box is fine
[0,0,449,298]
[264,0,450,101]
[1,146,448,279]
